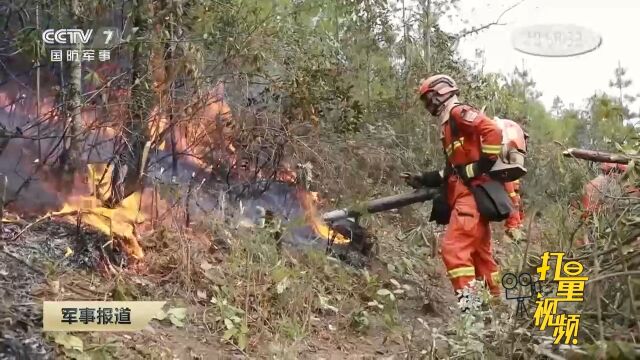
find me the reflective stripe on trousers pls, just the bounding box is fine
[491,271,501,288]
[448,266,476,279]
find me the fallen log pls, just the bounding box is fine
[321,188,439,222]
[562,148,632,164]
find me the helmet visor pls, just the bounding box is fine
[421,92,440,115]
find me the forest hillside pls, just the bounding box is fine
[0,0,639,359]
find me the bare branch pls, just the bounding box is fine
[451,0,526,50]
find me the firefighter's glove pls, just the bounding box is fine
[455,157,496,182]
[400,170,443,189]
[400,173,423,189]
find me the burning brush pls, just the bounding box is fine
[319,187,439,258]
[0,75,435,268]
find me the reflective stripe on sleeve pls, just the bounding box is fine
[481,144,502,155]
[445,138,464,156]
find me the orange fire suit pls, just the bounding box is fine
[582,164,639,216]
[439,102,503,296]
[581,174,611,221]
[580,172,640,245]
[579,174,607,246]
[504,180,523,229]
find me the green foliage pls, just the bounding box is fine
[210,288,250,350]
[350,309,370,333]
[14,27,44,60]
[586,93,638,150]
[584,341,639,360]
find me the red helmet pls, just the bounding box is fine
[418,75,460,116]
[600,162,627,174]
[418,74,459,97]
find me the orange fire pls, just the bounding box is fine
[270,166,349,245]
[51,163,155,259]
[297,189,350,245]
[53,191,146,259]
[0,69,350,260]
[276,168,298,183]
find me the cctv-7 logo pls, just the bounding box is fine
[91,27,120,48]
[103,29,114,45]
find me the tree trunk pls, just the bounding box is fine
[67,54,82,167]
[36,0,42,161]
[617,60,624,106]
[365,0,372,118]
[562,148,633,164]
[58,0,83,193]
[402,0,408,128]
[422,0,432,144]
[164,0,178,179]
[334,0,340,42]
[107,0,151,207]
[425,0,432,73]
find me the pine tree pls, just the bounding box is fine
[608,61,637,120]
[551,96,564,118]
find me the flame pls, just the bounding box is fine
[0,68,352,259]
[41,82,244,260]
[87,163,113,200]
[297,189,350,245]
[309,191,321,204]
[51,163,148,259]
[276,167,297,184]
[278,169,347,247]
[147,83,235,170]
[53,191,146,259]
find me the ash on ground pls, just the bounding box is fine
[0,219,120,360]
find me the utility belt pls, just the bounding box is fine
[429,162,513,224]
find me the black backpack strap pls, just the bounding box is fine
[443,104,465,177]
[445,104,484,185]
[448,104,464,138]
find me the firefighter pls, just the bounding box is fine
[580,162,628,245]
[494,118,528,242]
[401,74,503,302]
